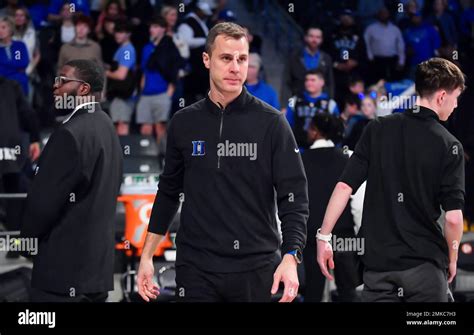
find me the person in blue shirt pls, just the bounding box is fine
[137,16,180,150]
[48,0,90,24]
[403,12,440,78]
[105,21,136,135]
[244,53,280,110]
[286,69,339,149]
[0,17,29,95]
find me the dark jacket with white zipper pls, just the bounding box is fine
[148,87,309,272]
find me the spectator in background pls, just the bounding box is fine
[47,0,90,23]
[347,75,365,99]
[137,16,180,152]
[360,95,377,120]
[57,3,76,45]
[23,0,50,29]
[161,5,189,60]
[98,16,119,66]
[178,0,212,104]
[95,0,125,40]
[0,16,29,95]
[302,112,360,302]
[403,11,440,79]
[281,26,335,111]
[106,21,136,135]
[58,14,103,70]
[13,7,40,78]
[397,0,421,30]
[0,76,40,258]
[427,0,458,59]
[329,9,366,105]
[286,69,339,149]
[364,7,405,84]
[244,53,280,110]
[341,94,369,150]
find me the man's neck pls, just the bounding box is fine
[209,85,242,109]
[75,37,88,44]
[152,35,164,46]
[305,47,319,56]
[418,100,441,117]
[308,91,322,98]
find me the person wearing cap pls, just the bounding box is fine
[106,21,137,135]
[177,0,212,104]
[137,22,308,303]
[57,14,103,70]
[21,59,123,302]
[244,52,280,110]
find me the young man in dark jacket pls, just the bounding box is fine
[317,58,466,302]
[21,59,123,302]
[137,22,309,303]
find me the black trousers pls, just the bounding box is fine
[369,56,403,84]
[175,262,277,302]
[303,244,359,302]
[0,173,22,231]
[362,262,448,302]
[30,288,108,302]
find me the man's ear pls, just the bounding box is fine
[79,83,91,96]
[437,90,446,106]
[202,52,210,69]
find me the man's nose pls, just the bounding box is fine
[230,59,240,72]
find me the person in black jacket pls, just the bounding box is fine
[0,76,40,258]
[317,58,466,302]
[21,59,123,302]
[137,22,309,303]
[302,113,360,302]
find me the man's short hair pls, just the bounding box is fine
[305,25,323,35]
[305,69,325,80]
[415,57,466,98]
[65,59,105,93]
[344,93,361,109]
[205,22,248,55]
[149,15,167,28]
[74,14,93,29]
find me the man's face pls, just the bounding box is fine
[305,74,324,94]
[75,23,90,39]
[305,28,323,50]
[114,31,129,44]
[0,21,11,40]
[247,63,259,82]
[438,87,462,121]
[53,65,86,98]
[149,24,165,40]
[203,35,249,95]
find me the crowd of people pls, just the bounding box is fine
[0,0,473,302]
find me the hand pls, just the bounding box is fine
[166,86,175,97]
[271,254,299,302]
[447,261,457,283]
[317,240,334,280]
[29,142,41,162]
[137,258,160,302]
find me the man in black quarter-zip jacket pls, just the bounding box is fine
[137,22,309,302]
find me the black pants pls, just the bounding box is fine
[362,262,448,302]
[30,288,108,302]
[303,244,359,302]
[0,173,22,231]
[175,262,277,302]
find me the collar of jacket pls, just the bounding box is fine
[205,86,251,114]
[63,101,101,124]
[406,105,440,121]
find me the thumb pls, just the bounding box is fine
[329,256,335,270]
[271,272,281,295]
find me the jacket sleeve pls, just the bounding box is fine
[271,114,309,254]
[148,117,184,235]
[21,127,82,240]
